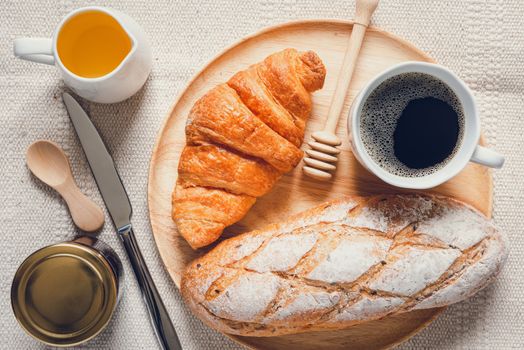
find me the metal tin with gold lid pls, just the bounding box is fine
[11,236,123,347]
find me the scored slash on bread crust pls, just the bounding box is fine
[181,194,508,336]
[173,49,326,249]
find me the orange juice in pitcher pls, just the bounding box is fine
[14,7,152,103]
[57,10,132,78]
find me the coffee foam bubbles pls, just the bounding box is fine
[360,72,464,178]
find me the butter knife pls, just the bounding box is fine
[62,93,182,350]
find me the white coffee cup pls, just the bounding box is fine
[13,7,152,103]
[348,61,504,189]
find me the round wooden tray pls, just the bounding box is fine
[148,20,492,350]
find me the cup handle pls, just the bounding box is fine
[14,38,55,66]
[471,145,505,169]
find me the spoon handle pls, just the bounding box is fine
[58,183,105,232]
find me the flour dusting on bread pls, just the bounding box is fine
[181,194,507,336]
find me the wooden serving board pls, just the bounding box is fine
[148,20,492,350]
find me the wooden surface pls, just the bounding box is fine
[148,20,492,350]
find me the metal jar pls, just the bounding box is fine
[11,236,123,347]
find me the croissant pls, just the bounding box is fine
[173,49,326,249]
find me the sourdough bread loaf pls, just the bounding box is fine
[181,195,507,336]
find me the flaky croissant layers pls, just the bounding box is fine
[172,49,326,249]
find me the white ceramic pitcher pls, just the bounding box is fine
[13,7,152,103]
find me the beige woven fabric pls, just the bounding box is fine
[1,0,522,349]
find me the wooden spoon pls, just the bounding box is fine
[26,140,105,232]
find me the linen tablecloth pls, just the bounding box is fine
[1,0,523,349]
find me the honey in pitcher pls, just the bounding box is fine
[57,10,132,78]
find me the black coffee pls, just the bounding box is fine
[360,72,464,177]
[393,97,460,169]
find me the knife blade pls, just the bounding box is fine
[63,92,182,350]
[62,93,132,230]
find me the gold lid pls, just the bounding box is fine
[11,243,118,347]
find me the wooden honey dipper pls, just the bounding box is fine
[303,0,379,180]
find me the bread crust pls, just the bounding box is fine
[181,194,507,336]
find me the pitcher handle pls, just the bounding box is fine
[471,145,505,169]
[14,38,55,66]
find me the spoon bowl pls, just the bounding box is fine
[27,140,72,187]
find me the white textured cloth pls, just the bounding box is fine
[1,0,522,349]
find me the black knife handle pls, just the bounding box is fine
[119,225,183,350]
